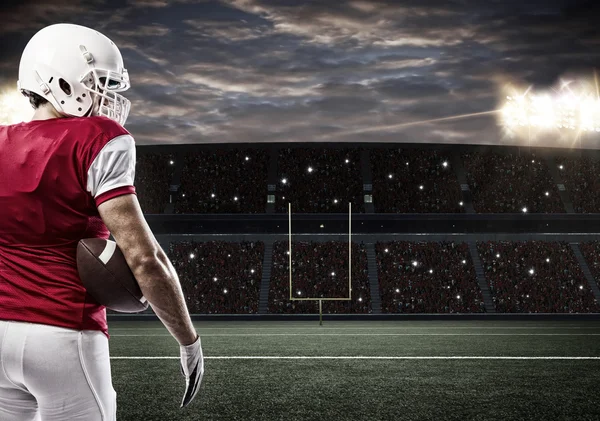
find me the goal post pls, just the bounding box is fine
[288,202,352,324]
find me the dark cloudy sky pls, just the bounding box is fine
[1,0,599,146]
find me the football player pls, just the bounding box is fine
[0,23,203,420]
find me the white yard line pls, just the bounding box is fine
[109,326,600,330]
[109,333,600,337]
[110,356,600,360]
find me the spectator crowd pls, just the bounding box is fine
[129,146,600,215]
[555,156,600,213]
[269,240,371,313]
[578,241,600,290]
[174,149,269,214]
[376,241,484,313]
[106,240,600,315]
[276,148,364,213]
[371,148,464,213]
[463,152,564,213]
[168,240,264,313]
[478,241,598,313]
[134,152,175,214]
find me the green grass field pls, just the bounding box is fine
[108,320,600,421]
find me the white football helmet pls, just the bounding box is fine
[18,23,131,126]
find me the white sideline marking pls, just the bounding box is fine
[109,326,600,330]
[110,333,600,337]
[110,356,600,360]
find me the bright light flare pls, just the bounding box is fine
[0,88,32,125]
[501,81,600,133]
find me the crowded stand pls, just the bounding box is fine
[370,148,464,213]
[477,241,598,313]
[269,241,371,313]
[134,153,175,214]
[555,156,600,213]
[376,241,484,313]
[174,149,269,214]
[578,241,600,289]
[276,148,364,213]
[167,241,264,313]
[463,152,564,213]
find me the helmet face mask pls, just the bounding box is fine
[81,68,131,126]
[18,23,131,126]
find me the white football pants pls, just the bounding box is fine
[0,320,116,421]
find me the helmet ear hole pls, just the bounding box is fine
[58,78,72,96]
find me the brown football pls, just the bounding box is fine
[77,238,148,313]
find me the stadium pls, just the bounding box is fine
[103,141,600,420]
[1,1,600,420]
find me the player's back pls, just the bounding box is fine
[0,116,136,337]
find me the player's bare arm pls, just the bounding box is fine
[97,193,197,346]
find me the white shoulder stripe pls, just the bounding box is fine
[98,240,117,265]
[87,134,136,199]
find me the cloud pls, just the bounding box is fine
[0,0,599,148]
[113,24,172,38]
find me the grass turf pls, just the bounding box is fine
[108,320,600,421]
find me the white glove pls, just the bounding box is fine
[179,335,204,408]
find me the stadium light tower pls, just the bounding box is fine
[501,78,600,134]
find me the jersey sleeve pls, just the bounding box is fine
[86,134,137,207]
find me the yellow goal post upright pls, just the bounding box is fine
[288,202,352,326]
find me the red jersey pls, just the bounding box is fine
[0,116,137,338]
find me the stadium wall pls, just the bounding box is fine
[145,213,600,236]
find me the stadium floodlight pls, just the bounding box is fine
[501,81,600,132]
[288,202,352,326]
